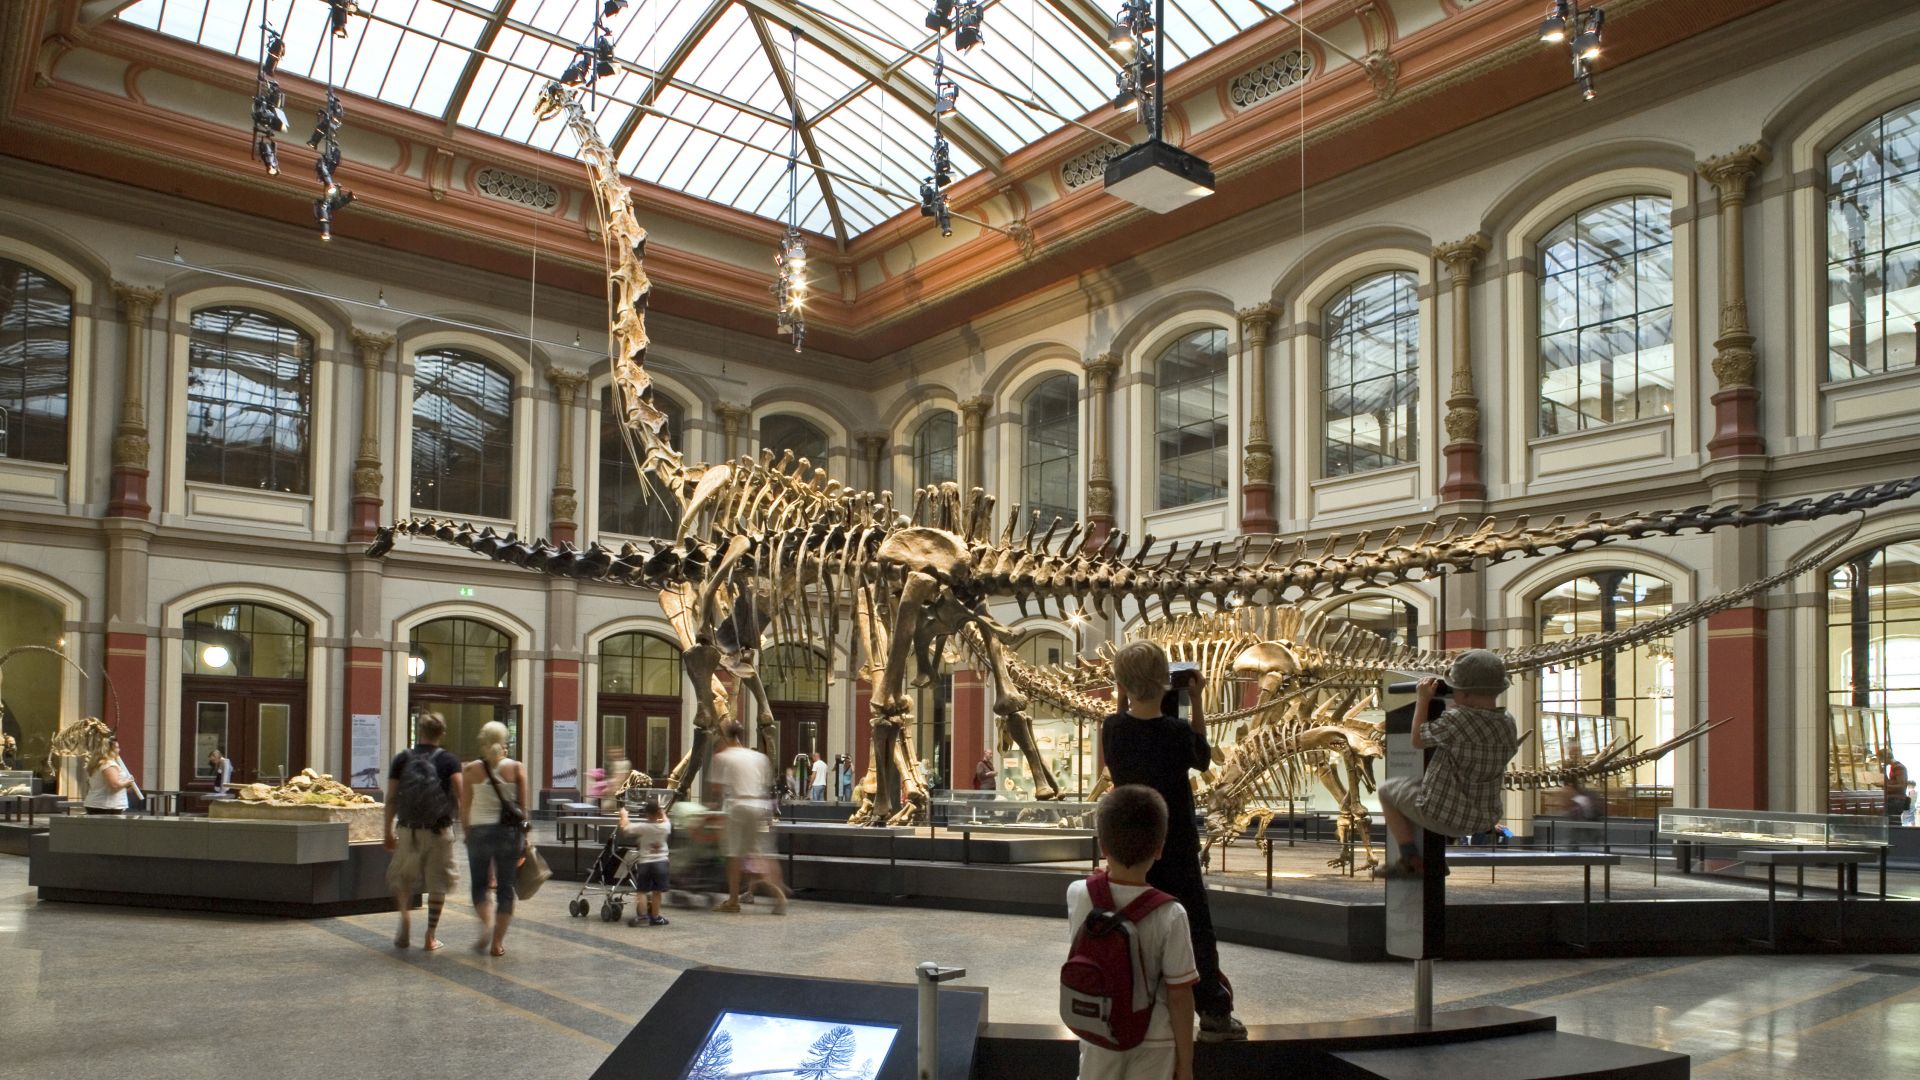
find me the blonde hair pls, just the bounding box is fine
[1112,641,1170,703]
[476,720,511,765]
[88,738,120,774]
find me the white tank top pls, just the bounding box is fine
[85,763,128,810]
[471,759,519,823]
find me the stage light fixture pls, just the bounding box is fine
[593,34,617,78]
[602,0,627,16]
[925,0,954,31]
[1107,19,1133,51]
[1540,1,1604,99]
[953,1,985,50]
[326,0,356,38]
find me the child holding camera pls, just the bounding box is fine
[1102,641,1245,1043]
[1375,649,1520,879]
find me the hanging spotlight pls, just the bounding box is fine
[1107,18,1134,52]
[249,26,287,177]
[925,0,954,32]
[262,27,285,75]
[314,187,355,241]
[601,0,627,15]
[953,0,985,50]
[773,28,808,353]
[593,33,617,78]
[1539,1,1603,99]
[326,0,356,38]
[932,59,960,115]
[1102,0,1212,214]
[930,134,953,188]
[1537,0,1569,43]
[919,178,953,236]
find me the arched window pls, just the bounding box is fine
[911,411,958,490]
[1320,595,1419,648]
[1023,375,1078,527]
[1014,630,1088,799]
[1323,272,1419,477]
[412,349,514,518]
[1537,196,1674,435]
[1154,328,1230,508]
[599,386,683,537]
[186,306,314,493]
[760,413,830,473]
[1826,99,1920,381]
[180,601,310,789]
[0,259,73,464]
[598,631,682,778]
[0,585,66,785]
[408,616,513,761]
[1827,541,1920,802]
[1535,571,1675,796]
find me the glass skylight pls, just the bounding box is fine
[118,0,1288,239]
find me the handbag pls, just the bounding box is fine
[480,757,529,829]
[515,836,552,899]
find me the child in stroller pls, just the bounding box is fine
[666,798,728,908]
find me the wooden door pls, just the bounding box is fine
[599,694,680,781]
[773,702,827,790]
[181,678,307,791]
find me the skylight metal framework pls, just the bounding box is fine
[117,0,1283,239]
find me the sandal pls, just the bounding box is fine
[489,945,506,957]
[422,938,444,952]
[393,933,411,950]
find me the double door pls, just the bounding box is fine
[599,694,680,782]
[774,701,827,794]
[182,678,306,791]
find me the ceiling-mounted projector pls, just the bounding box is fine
[1103,139,1215,213]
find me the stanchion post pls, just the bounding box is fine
[1414,958,1433,1029]
[916,961,966,1080]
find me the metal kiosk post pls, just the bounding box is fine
[915,961,966,1080]
[1381,672,1447,1029]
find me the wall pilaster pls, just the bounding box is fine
[348,330,392,542]
[1434,234,1489,503]
[1236,305,1277,533]
[1083,353,1118,551]
[108,283,163,519]
[1699,143,1771,459]
[548,370,586,543]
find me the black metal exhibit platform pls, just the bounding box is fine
[977,1007,1687,1079]
[532,827,1920,961]
[0,820,47,856]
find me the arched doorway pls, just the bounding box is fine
[761,644,827,794]
[180,602,310,790]
[408,617,514,762]
[597,631,682,780]
[0,584,67,787]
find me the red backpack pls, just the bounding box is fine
[1060,870,1175,1051]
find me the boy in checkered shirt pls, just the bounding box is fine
[1374,649,1519,879]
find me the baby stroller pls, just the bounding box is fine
[566,828,643,922]
[666,798,728,909]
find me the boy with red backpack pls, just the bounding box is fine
[1062,785,1197,1080]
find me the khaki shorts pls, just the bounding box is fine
[725,803,771,859]
[387,825,458,895]
[1376,776,1446,836]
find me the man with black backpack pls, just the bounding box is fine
[383,712,464,951]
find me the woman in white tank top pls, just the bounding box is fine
[460,721,529,957]
[84,737,136,814]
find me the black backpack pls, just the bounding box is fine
[393,748,453,829]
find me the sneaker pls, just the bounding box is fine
[649,915,670,926]
[716,899,741,913]
[1370,854,1423,880]
[1197,1013,1247,1043]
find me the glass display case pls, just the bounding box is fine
[1658,807,1889,848]
[1827,705,1890,814]
[931,797,1098,828]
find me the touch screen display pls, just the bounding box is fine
[680,1010,900,1079]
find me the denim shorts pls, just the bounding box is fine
[632,860,668,893]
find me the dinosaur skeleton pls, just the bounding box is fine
[370,80,1920,828]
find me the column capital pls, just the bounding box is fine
[1236,303,1275,341]
[1697,142,1771,202]
[854,431,890,454]
[349,329,394,359]
[958,396,991,424]
[1082,352,1119,383]
[111,282,164,318]
[1432,233,1489,279]
[547,368,588,402]
[715,402,751,427]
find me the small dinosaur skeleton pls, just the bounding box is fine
[370,65,1920,829]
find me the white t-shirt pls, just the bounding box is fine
[623,818,671,863]
[710,747,772,809]
[810,759,828,787]
[1065,878,1198,1044]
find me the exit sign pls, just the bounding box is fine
[459,586,476,597]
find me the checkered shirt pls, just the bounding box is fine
[1414,705,1519,837]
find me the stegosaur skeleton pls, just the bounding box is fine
[369,78,1920,829]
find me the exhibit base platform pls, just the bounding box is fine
[609,847,1920,961]
[28,816,401,917]
[0,820,47,856]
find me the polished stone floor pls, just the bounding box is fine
[4,854,1919,1079]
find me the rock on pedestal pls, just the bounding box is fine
[209,800,386,843]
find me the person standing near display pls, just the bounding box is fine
[808,752,828,802]
[83,736,138,815]
[207,746,233,794]
[975,751,996,791]
[836,754,853,802]
[461,720,528,957]
[383,712,464,952]
[707,720,787,914]
[1103,641,1246,1043]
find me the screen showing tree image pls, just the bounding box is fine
[680,1011,899,1080]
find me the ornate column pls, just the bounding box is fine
[108,283,163,519]
[959,395,990,495]
[1699,143,1771,459]
[548,370,586,544]
[855,432,889,492]
[1236,305,1277,533]
[1082,353,1118,552]
[716,402,750,460]
[1434,233,1490,503]
[347,331,391,542]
